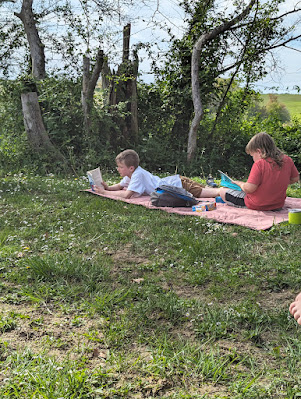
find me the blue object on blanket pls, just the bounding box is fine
[215,196,225,203]
[218,170,242,191]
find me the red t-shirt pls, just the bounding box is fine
[244,155,299,210]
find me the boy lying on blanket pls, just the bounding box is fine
[94,149,220,199]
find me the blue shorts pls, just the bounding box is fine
[225,189,246,208]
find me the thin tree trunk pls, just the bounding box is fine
[130,48,139,141]
[187,0,256,162]
[123,24,130,62]
[15,0,45,79]
[82,55,92,136]
[101,23,139,146]
[81,49,104,136]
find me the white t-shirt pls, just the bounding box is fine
[120,166,182,196]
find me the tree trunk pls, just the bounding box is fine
[187,0,256,162]
[21,92,66,163]
[101,23,139,147]
[81,49,104,137]
[15,0,45,80]
[129,48,139,141]
[14,0,68,167]
[123,23,130,62]
[82,56,92,136]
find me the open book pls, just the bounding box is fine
[87,167,103,191]
[218,170,242,191]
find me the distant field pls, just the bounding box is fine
[261,93,301,118]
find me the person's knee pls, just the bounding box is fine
[220,187,228,201]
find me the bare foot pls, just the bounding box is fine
[289,292,301,325]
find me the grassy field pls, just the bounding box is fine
[0,173,301,398]
[261,94,301,118]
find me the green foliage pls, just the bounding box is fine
[266,119,301,168]
[0,77,125,174]
[137,79,301,177]
[0,79,32,173]
[37,76,83,151]
[1,75,300,177]
[137,81,190,173]
[139,0,300,174]
[0,0,300,176]
[261,93,301,118]
[37,76,126,173]
[265,94,291,123]
[243,94,300,169]
[137,82,257,177]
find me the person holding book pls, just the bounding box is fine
[220,132,299,210]
[289,293,301,325]
[94,149,220,199]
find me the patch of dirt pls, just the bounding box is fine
[131,343,154,362]
[172,321,197,341]
[216,338,274,366]
[167,283,211,302]
[257,289,296,310]
[0,302,109,368]
[167,282,296,311]
[111,243,150,268]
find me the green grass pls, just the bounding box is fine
[261,93,301,118]
[0,172,300,398]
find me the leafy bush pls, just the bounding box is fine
[0,77,300,176]
[270,119,301,169]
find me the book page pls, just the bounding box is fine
[218,170,241,191]
[218,170,235,183]
[87,167,103,187]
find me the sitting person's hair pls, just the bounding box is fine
[116,149,140,169]
[245,132,284,167]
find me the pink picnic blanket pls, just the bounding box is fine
[85,189,301,230]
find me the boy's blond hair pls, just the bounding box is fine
[245,132,284,167]
[115,149,140,169]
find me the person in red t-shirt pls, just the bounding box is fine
[220,132,300,210]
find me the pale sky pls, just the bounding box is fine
[125,0,301,93]
[1,0,300,93]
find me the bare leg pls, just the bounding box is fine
[220,187,228,202]
[200,187,220,198]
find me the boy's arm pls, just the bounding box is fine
[232,180,258,194]
[94,185,135,199]
[101,182,123,191]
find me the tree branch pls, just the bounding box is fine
[188,0,257,161]
[14,0,45,80]
[219,33,301,76]
[229,7,301,31]
[89,48,104,95]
